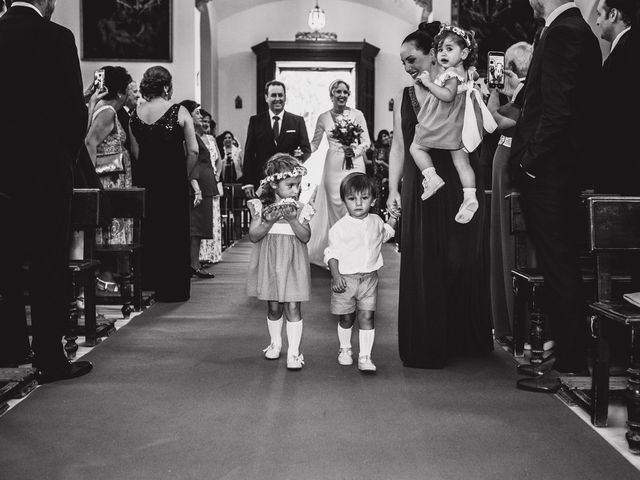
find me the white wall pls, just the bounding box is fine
[52,1,201,102]
[216,0,419,143]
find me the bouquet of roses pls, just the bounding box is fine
[330,115,364,170]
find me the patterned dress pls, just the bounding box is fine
[199,134,222,263]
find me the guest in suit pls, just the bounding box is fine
[0,0,92,381]
[242,80,311,198]
[594,0,634,194]
[511,0,602,392]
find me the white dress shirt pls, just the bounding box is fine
[545,2,577,26]
[610,27,631,53]
[11,2,43,16]
[324,214,395,274]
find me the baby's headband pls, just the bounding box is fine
[439,24,472,48]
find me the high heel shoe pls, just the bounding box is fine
[191,267,215,279]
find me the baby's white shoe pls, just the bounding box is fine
[421,174,445,200]
[338,347,353,366]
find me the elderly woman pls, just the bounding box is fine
[307,79,371,266]
[84,66,134,293]
[179,100,221,276]
[387,22,493,368]
[130,66,199,302]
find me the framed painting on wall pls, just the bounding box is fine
[81,0,172,62]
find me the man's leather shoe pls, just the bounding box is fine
[37,361,93,384]
[517,376,561,393]
[516,355,555,377]
[191,267,215,278]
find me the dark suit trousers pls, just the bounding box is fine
[0,192,72,368]
[519,177,588,372]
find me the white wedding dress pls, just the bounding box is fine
[307,108,371,266]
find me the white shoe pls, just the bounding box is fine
[421,174,445,200]
[287,354,305,370]
[338,347,353,366]
[263,343,281,360]
[358,355,377,373]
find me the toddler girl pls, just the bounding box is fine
[246,153,316,370]
[409,25,496,224]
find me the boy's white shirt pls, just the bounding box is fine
[324,213,395,274]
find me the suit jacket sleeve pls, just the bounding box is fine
[520,26,583,175]
[243,116,258,188]
[55,27,87,162]
[297,115,311,162]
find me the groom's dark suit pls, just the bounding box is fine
[242,111,311,189]
[0,6,87,369]
[510,6,601,373]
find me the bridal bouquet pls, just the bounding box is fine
[330,115,364,170]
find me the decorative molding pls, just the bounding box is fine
[295,31,338,42]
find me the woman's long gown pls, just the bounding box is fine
[398,87,493,368]
[307,109,371,266]
[130,104,191,302]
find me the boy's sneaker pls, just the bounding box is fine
[421,173,445,200]
[338,347,353,366]
[263,343,281,360]
[287,354,305,370]
[358,355,377,373]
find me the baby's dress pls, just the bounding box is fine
[414,68,467,150]
[246,199,316,302]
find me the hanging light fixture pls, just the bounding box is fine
[307,0,326,31]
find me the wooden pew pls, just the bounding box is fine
[94,188,146,317]
[582,196,640,453]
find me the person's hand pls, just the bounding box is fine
[243,185,256,199]
[331,275,347,293]
[262,204,281,223]
[498,70,520,99]
[193,191,202,207]
[387,190,401,218]
[343,146,355,157]
[416,70,431,86]
[280,203,298,222]
[293,146,303,158]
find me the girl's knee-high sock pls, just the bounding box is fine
[286,319,303,357]
[267,316,283,347]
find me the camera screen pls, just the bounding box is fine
[488,53,505,87]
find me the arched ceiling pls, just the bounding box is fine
[213,0,423,24]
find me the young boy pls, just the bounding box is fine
[323,172,398,373]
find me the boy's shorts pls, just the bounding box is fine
[330,271,378,315]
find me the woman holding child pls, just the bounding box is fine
[388,22,493,368]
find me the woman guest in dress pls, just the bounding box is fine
[307,80,371,266]
[216,131,244,184]
[179,100,220,278]
[487,42,533,342]
[387,22,493,368]
[371,129,391,217]
[84,66,134,293]
[130,66,200,302]
[198,113,224,266]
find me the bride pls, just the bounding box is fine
[307,79,371,266]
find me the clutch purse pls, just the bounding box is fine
[95,152,125,175]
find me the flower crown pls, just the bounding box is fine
[439,24,472,48]
[256,165,307,196]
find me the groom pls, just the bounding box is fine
[242,80,311,198]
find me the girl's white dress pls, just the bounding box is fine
[307,108,371,266]
[246,199,316,302]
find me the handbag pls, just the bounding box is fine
[95,152,125,175]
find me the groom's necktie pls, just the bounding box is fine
[272,116,280,140]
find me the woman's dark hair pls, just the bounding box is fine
[339,172,377,202]
[434,27,478,70]
[374,129,390,149]
[402,21,441,53]
[178,99,200,114]
[101,66,132,101]
[216,130,237,152]
[139,66,172,100]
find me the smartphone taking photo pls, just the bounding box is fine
[487,51,505,89]
[93,69,105,93]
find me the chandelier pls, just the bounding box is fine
[307,0,326,31]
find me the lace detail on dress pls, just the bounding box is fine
[435,69,467,93]
[408,87,420,116]
[247,199,263,219]
[131,103,181,134]
[298,203,316,225]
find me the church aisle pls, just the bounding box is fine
[0,241,638,480]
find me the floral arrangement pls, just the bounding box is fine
[330,115,364,170]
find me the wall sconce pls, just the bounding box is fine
[388,98,394,111]
[235,96,243,109]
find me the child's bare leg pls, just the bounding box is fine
[337,312,356,365]
[409,140,445,201]
[284,302,304,369]
[357,310,376,373]
[451,149,478,224]
[264,301,284,359]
